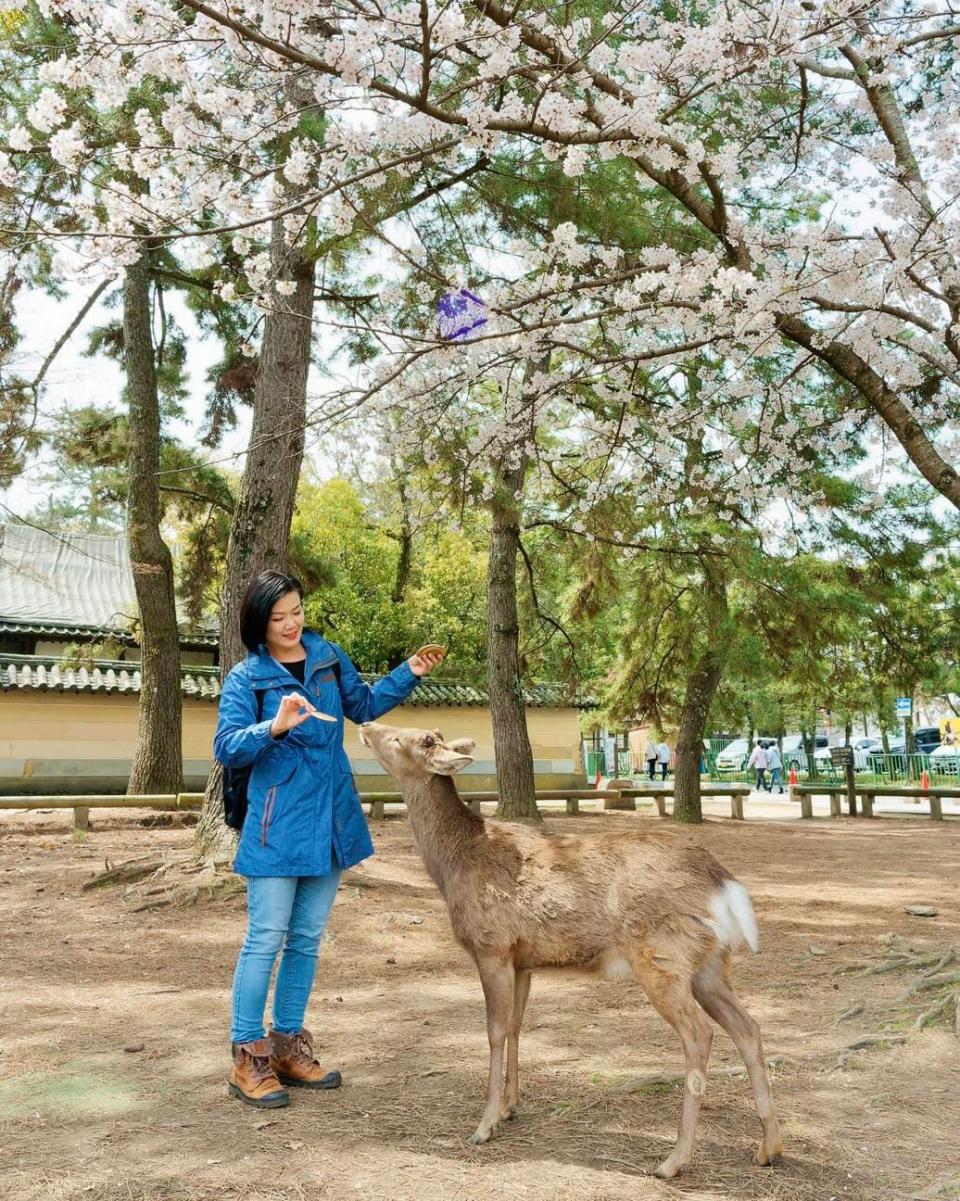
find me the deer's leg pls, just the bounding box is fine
[693,951,783,1168]
[470,957,515,1144]
[639,962,713,1180]
[501,968,531,1121]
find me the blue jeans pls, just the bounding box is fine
[768,767,784,791]
[231,873,342,1044]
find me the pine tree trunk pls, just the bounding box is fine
[385,473,413,668]
[123,251,184,796]
[803,726,819,779]
[673,567,728,824]
[489,455,539,823]
[194,220,316,858]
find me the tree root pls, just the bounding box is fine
[82,857,164,890]
[905,969,960,998]
[845,1034,907,1051]
[129,868,243,912]
[835,1034,907,1071]
[920,950,958,977]
[854,950,946,976]
[80,849,242,910]
[913,992,959,1033]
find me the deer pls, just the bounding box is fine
[356,721,783,1180]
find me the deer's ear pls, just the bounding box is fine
[446,738,476,755]
[432,749,473,775]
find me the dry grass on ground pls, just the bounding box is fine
[1,807,958,1201]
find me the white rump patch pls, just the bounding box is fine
[602,954,634,979]
[706,880,759,952]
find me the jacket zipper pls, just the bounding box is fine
[260,786,277,847]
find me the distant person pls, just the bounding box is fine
[765,742,784,794]
[747,740,768,791]
[645,739,659,781]
[657,739,671,781]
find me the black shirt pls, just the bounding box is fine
[282,659,306,684]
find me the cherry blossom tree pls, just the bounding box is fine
[5,2,955,503]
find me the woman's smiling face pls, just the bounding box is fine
[265,589,305,659]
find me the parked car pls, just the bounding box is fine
[913,726,942,754]
[867,729,939,767]
[868,741,907,772]
[814,737,884,772]
[929,742,960,775]
[715,734,828,772]
[780,734,829,770]
[713,738,752,772]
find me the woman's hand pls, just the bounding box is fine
[270,693,334,737]
[408,646,445,677]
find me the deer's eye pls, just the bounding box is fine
[421,734,436,748]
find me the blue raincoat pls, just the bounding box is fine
[213,629,419,876]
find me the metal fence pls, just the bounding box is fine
[588,745,960,786]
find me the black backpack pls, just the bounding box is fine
[221,660,342,832]
[222,689,266,831]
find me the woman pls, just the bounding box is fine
[656,739,671,781]
[214,570,443,1109]
[765,742,784,794]
[645,738,659,781]
[746,740,768,792]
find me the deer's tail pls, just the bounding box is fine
[706,879,759,953]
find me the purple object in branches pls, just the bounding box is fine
[437,288,488,341]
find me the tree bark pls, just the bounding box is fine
[123,250,184,795]
[391,474,413,606]
[803,725,819,779]
[776,313,960,509]
[904,712,915,760]
[194,218,316,858]
[673,566,729,824]
[489,450,539,823]
[385,471,413,668]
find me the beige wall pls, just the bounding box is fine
[0,691,583,794]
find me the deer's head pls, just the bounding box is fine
[358,722,475,781]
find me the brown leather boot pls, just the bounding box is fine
[228,1038,290,1108]
[269,1028,342,1090]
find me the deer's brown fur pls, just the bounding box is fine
[358,721,783,1179]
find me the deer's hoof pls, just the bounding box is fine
[469,1128,492,1145]
[755,1138,784,1167]
[653,1158,683,1180]
[498,1104,517,1122]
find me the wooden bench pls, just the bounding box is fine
[361,789,627,820]
[0,792,204,834]
[615,785,753,820]
[790,784,960,819]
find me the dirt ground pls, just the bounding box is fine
[1,806,958,1201]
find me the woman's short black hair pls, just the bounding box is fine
[239,570,304,652]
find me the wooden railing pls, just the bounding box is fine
[4,781,954,834]
[789,784,960,820]
[0,789,637,832]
